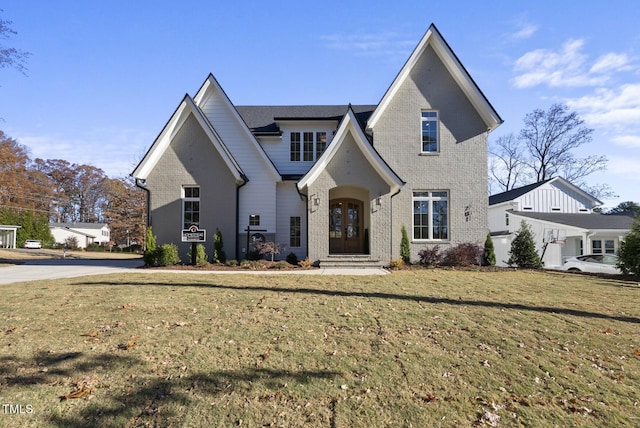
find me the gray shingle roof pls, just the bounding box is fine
[489,180,553,205]
[236,105,376,135]
[510,211,633,230]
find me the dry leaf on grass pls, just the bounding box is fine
[59,377,97,401]
[118,335,140,350]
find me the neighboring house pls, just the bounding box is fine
[49,223,111,249]
[489,177,633,267]
[0,225,21,249]
[132,24,502,265]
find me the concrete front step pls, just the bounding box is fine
[319,255,384,268]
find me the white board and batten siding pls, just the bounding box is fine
[276,182,308,260]
[517,184,593,213]
[259,121,338,176]
[200,90,277,234]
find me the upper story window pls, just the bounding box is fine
[303,132,314,161]
[421,111,439,153]
[291,131,328,162]
[316,132,327,158]
[290,132,301,161]
[413,191,448,241]
[182,186,200,229]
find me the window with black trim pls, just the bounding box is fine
[290,132,301,161]
[303,132,314,161]
[316,132,327,158]
[290,216,301,247]
[249,215,260,226]
[291,131,328,162]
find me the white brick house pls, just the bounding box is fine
[132,24,502,265]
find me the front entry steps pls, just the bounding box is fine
[319,254,384,268]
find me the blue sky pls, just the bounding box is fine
[1,1,638,207]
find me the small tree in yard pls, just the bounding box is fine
[143,226,157,266]
[213,228,226,263]
[400,225,411,264]
[482,233,496,266]
[255,241,284,262]
[617,217,640,276]
[507,221,541,268]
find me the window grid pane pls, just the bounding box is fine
[303,132,314,161]
[183,186,200,229]
[316,132,327,158]
[290,216,301,247]
[421,111,438,152]
[412,191,448,240]
[290,132,300,161]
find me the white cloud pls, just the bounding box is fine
[512,23,537,40]
[612,135,640,147]
[567,83,640,127]
[320,32,414,58]
[590,53,632,74]
[607,156,640,180]
[511,39,633,89]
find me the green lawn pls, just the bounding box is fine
[0,270,638,427]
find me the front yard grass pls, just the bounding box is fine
[0,270,638,427]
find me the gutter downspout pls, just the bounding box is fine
[295,183,309,260]
[389,187,402,261]
[135,178,151,227]
[236,176,249,261]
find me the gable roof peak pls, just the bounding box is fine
[367,23,502,131]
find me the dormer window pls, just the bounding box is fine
[291,131,328,162]
[421,111,439,153]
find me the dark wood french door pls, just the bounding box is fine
[329,198,363,254]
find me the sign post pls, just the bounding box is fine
[181,225,206,265]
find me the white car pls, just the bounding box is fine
[23,239,42,249]
[562,254,621,274]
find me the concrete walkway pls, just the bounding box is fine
[0,257,389,285]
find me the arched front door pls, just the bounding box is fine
[329,198,364,254]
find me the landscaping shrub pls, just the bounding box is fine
[187,244,208,266]
[388,258,404,269]
[507,221,541,268]
[400,225,411,264]
[225,259,238,267]
[441,242,482,266]
[64,236,79,251]
[213,228,226,263]
[156,243,181,266]
[482,233,496,266]
[86,243,106,252]
[240,259,262,269]
[298,258,312,268]
[247,249,262,261]
[418,245,441,267]
[617,216,640,276]
[273,261,289,270]
[143,227,157,266]
[286,252,298,265]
